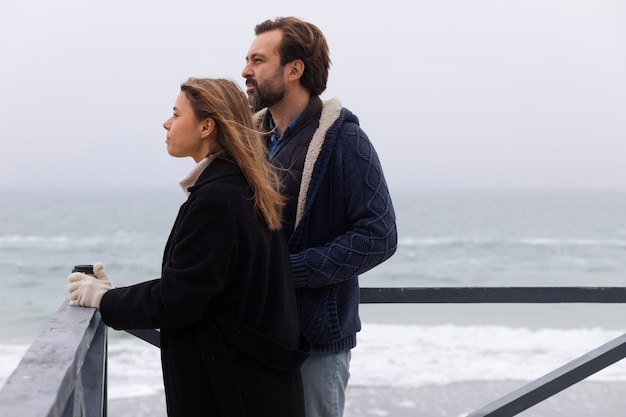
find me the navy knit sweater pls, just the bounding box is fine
[257,98,398,352]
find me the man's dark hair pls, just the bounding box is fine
[255,16,331,96]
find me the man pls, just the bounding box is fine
[242,16,397,417]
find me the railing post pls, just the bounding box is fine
[79,316,107,417]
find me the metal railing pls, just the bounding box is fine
[2,287,626,417]
[360,287,626,416]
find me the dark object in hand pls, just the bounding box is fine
[72,265,94,274]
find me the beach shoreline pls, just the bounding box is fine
[107,380,626,417]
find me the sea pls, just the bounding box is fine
[2,186,626,416]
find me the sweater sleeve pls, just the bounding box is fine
[290,120,398,288]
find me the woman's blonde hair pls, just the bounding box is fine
[180,77,284,230]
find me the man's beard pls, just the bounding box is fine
[246,68,286,112]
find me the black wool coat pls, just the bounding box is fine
[100,158,309,417]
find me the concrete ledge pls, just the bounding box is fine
[0,299,105,417]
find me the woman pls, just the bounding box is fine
[68,78,309,417]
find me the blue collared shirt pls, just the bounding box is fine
[268,112,303,158]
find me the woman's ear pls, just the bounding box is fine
[201,118,215,138]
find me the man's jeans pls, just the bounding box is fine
[300,350,351,417]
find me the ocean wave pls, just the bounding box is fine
[0,232,139,249]
[352,323,626,387]
[107,338,164,399]
[0,345,28,389]
[4,324,626,398]
[518,238,626,247]
[399,236,626,247]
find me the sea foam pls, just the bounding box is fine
[3,324,625,399]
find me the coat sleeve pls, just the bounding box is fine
[100,196,237,330]
[290,121,398,288]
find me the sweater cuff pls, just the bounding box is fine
[290,252,309,286]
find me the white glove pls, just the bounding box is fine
[68,262,113,309]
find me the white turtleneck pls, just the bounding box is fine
[178,154,219,196]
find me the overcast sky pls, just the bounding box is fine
[1,0,625,191]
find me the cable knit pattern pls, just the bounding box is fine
[287,100,398,351]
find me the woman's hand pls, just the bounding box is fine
[68,262,113,309]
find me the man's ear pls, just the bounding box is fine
[288,59,305,81]
[201,118,215,138]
